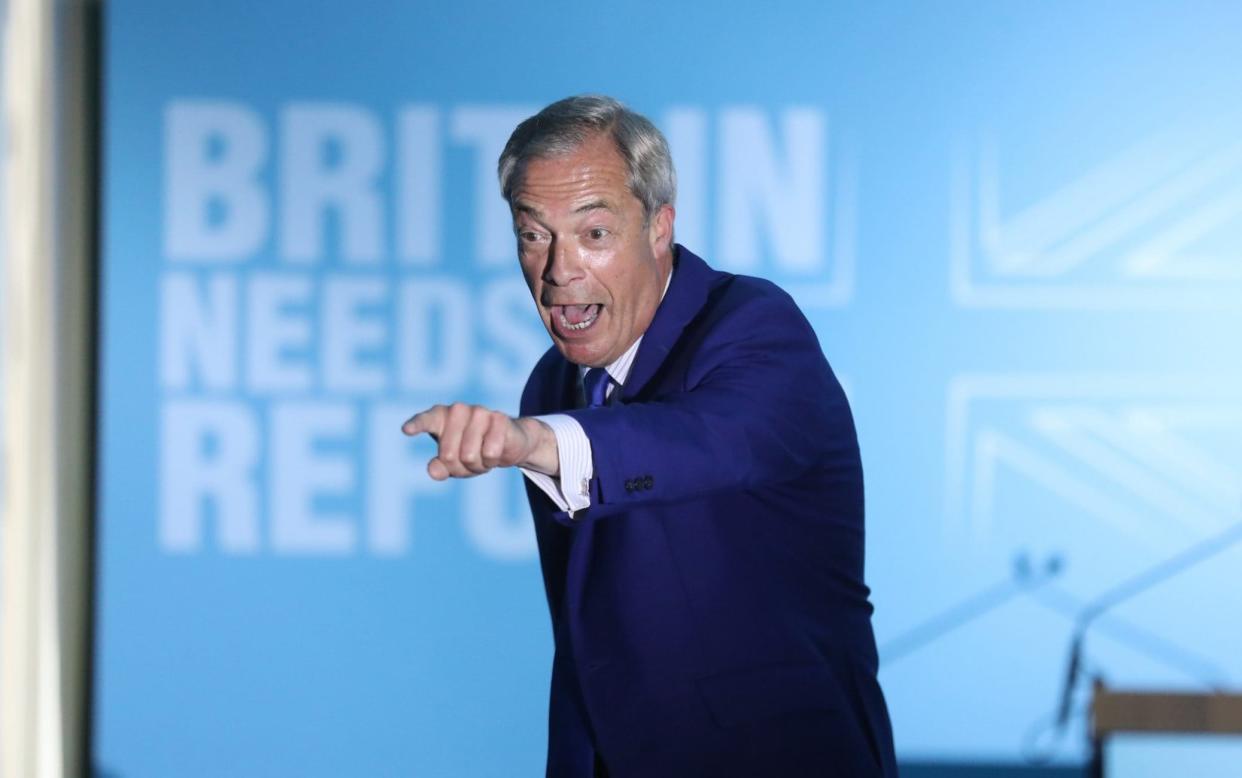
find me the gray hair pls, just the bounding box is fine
[498,95,676,222]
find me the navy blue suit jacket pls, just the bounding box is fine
[520,246,897,778]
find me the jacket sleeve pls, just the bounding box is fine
[560,288,860,522]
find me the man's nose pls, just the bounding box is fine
[543,238,586,287]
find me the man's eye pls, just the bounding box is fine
[519,231,543,242]
[588,228,609,240]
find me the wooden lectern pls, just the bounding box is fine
[1091,682,1242,777]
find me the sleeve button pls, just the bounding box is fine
[643,476,654,490]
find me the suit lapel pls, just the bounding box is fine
[551,356,578,412]
[620,245,715,402]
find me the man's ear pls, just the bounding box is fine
[648,203,675,256]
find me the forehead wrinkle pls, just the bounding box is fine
[514,142,636,226]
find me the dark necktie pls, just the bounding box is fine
[583,367,612,408]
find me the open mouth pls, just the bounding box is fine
[554,303,602,332]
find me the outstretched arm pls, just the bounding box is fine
[402,288,857,521]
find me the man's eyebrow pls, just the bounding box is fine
[574,199,615,214]
[513,200,614,219]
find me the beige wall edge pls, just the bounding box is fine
[2,1,100,777]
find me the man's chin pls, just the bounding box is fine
[553,338,611,368]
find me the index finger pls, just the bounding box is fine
[402,405,446,438]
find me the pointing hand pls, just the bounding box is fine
[402,402,558,480]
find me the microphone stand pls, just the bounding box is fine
[1052,515,1242,744]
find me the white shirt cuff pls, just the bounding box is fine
[518,414,593,518]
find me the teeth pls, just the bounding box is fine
[559,306,600,331]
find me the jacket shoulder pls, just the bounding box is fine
[694,271,820,349]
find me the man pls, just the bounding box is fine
[403,95,896,778]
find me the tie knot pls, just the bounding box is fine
[583,367,611,408]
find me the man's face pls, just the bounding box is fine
[511,133,674,368]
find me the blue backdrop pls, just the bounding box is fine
[94,1,1242,775]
